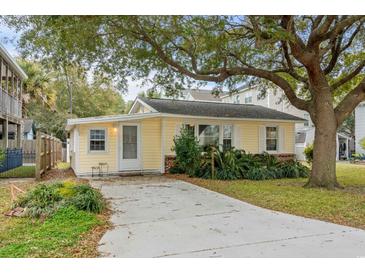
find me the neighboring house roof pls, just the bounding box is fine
[183,89,222,102]
[0,119,34,135]
[67,97,306,130]
[23,119,34,134]
[295,127,352,145]
[0,43,28,80]
[138,97,306,121]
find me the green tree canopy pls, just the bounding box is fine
[4,16,365,189]
[20,61,126,140]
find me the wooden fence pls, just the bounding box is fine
[8,140,36,163]
[35,132,62,180]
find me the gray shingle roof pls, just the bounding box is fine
[139,97,306,121]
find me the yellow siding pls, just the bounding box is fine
[163,117,295,155]
[237,121,295,154]
[281,122,295,153]
[73,117,295,175]
[238,121,259,153]
[77,122,118,174]
[141,118,162,170]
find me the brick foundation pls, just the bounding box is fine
[164,155,176,173]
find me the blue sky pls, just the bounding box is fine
[0,25,21,56]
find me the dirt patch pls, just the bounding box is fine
[40,167,88,184]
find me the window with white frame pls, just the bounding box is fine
[303,113,310,127]
[198,125,219,148]
[223,125,233,150]
[266,126,278,151]
[89,129,106,151]
[244,92,253,104]
[234,95,240,104]
[182,123,195,137]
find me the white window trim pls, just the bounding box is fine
[265,125,279,153]
[222,124,233,150]
[88,128,108,153]
[195,123,234,149]
[244,92,253,104]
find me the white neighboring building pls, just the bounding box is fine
[295,128,351,161]
[355,102,365,154]
[220,85,352,160]
[221,86,312,130]
[180,89,221,102]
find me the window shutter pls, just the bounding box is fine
[279,126,285,153]
[259,126,266,153]
[233,125,241,149]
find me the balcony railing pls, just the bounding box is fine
[0,87,22,120]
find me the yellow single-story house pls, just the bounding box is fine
[66,97,305,176]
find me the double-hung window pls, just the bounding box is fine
[266,126,278,151]
[89,129,106,152]
[223,125,233,150]
[244,92,253,104]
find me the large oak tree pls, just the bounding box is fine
[4,15,365,189]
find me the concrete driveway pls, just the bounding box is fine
[91,176,365,258]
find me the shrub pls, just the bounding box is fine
[197,147,246,180]
[67,184,105,213]
[14,181,105,218]
[172,128,202,176]
[0,148,5,167]
[245,167,274,180]
[360,137,365,150]
[16,184,63,218]
[304,144,314,164]
[57,181,77,198]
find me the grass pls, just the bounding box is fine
[0,207,101,257]
[0,166,35,178]
[168,163,365,230]
[0,178,110,258]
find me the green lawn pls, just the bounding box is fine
[169,163,365,230]
[0,166,35,178]
[0,179,109,258]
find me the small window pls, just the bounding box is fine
[223,125,233,151]
[266,127,278,151]
[182,124,195,137]
[199,125,219,148]
[234,95,240,104]
[89,129,106,152]
[244,93,253,104]
[303,113,310,127]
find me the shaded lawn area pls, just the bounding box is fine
[168,163,365,230]
[0,172,110,257]
[0,166,35,178]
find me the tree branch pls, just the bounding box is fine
[331,60,365,90]
[335,78,365,125]
[131,19,310,111]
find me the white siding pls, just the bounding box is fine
[222,86,312,130]
[355,103,365,154]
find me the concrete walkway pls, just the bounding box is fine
[92,177,365,258]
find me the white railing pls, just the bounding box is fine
[0,88,22,119]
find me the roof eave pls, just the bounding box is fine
[0,44,28,80]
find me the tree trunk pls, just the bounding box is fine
[305,86,341,189]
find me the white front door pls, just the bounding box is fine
[120,124,141,170]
